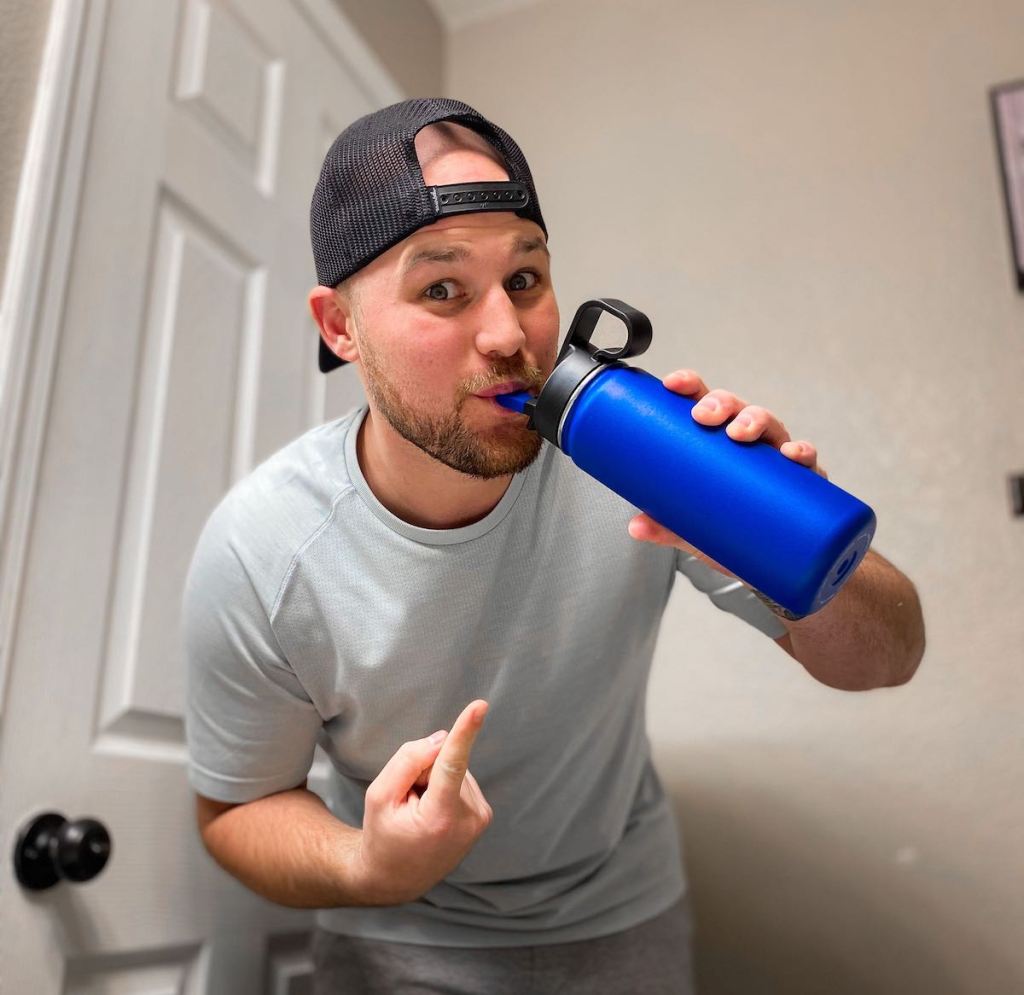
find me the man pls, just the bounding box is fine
[183,98,925,994]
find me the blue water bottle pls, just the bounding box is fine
[496,299,875,618]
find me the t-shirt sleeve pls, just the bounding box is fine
[181,510,322,803]
[675,548,788,639]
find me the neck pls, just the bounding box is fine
[356,407,515,530]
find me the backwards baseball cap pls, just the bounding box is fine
[310,97,549,373]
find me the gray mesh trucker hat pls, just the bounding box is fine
[310,97,549,372]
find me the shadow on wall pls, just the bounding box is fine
[659,744,1018,995]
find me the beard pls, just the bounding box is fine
[359,339,547,480]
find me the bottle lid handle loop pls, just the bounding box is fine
[526,298,653,444]
[558,298,653,365]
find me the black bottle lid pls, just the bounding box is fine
[524,298,653,447]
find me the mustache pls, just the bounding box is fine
[465,362,546,396]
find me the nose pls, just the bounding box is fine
[474,286,527,358]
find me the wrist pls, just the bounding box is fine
[750,585,806,621]
[351,836,419,907]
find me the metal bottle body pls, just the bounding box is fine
[558,364,876,616]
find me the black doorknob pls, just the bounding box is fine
[13,812,112,891]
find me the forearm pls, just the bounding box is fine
[200,786,385,909]
[771,548,925,691]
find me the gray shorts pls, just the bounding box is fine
[310,896,696,994]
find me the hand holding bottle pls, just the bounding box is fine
[626,367,827,578]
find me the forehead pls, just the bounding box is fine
[410,210,541,241]
[361,212,547,284]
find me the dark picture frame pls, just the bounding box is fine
[991,79,1024,291]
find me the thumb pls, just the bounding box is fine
[371,730,448,805]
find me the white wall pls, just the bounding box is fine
[449,2,1024,991]
[334,0,443,97]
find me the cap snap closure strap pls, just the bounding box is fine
[428,181,530,216]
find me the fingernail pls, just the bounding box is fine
[736,414,752,428]
[699,398,718,413]
[429,729,446,744]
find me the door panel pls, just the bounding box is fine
[0,0,394,990]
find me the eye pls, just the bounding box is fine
[508,270,539,292]
[423,279,460,302]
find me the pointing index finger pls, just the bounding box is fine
[422,700,488,808]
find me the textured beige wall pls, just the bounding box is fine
[450,2,1024,992]
[335,0,444,97]
[0,0,53,283]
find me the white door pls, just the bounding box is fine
[0,1,399,990]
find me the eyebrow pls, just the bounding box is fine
[399,235,549,280]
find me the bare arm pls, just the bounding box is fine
[195,779,379,909]
[770,547,925,691]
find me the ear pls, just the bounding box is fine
[308,286,359,364]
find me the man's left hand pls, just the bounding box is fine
[626,369,828,578]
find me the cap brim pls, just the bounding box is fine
[319,337,348,372]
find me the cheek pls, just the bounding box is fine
[408,322,463,373]
[377,316,463,394]
[525,296,561,370]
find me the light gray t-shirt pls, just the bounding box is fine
[182,403,785,947]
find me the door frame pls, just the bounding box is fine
[0,0,404,713]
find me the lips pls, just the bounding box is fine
[473,380,530,398]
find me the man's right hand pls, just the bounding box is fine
[356,699,493,905]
